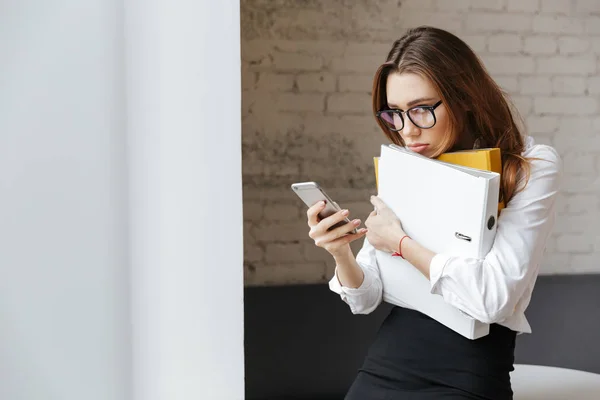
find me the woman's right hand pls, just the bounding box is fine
[307,201,368,257]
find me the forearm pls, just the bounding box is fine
[402,237,435,280]
[332,246,365,288]
[389,233,435,280]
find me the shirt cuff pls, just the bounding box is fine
[328,265,374,295]
[429,253,452,295]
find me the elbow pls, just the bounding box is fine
[331,266,383,315]
[348,286,383,315]
[452,281,517,324]
[477,277,525,323]
[474,295,516,324]
[348,290,383,315]
[457,265,523,324]
[351,301,380,315]
[476,305,513,324]
[453,296,514,324]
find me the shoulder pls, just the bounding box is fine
[513,136,562,204]
[522,136,562,169]
[522,136,562,179]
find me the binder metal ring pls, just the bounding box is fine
[455,232,472,242]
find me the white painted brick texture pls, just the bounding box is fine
[241,0,600,285]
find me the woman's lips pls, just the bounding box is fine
[407,144,429,154]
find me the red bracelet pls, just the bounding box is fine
[391,235,409,258]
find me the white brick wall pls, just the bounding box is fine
[242,0,600,285]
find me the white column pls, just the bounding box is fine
[125,1,244,399]
[0,1,129,399]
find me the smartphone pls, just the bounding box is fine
[291,181,358,234]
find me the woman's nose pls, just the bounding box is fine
[402,116,421,137]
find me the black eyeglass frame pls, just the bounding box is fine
[376,100,443,131]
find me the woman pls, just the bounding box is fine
[305,27,561,399]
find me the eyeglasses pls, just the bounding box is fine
[376,100,443,131]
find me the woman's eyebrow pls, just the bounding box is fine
[407,97,436,107]
[388,97,436,109]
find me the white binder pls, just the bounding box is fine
[376,144,501,339]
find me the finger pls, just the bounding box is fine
[364,210,377,228]
[317,218,362,245]
[306,201,326,227]
[370,195,387,209]
[324,228,368,248]
[320,208,351,231]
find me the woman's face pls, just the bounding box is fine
[385,72,452,158]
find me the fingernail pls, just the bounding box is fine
[360,228,368,233]
[342,209,349,216]
[353,219,361,225]
[320,201,325,206]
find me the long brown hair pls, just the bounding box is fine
[372,26,530,205]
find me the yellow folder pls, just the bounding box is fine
[374,148,505,211]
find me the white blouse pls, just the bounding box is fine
[329,136,562,334]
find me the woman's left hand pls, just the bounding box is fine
[365,196,406,254]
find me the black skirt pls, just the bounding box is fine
[345,306,516,400]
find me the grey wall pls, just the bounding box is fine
[245,275,600,399]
